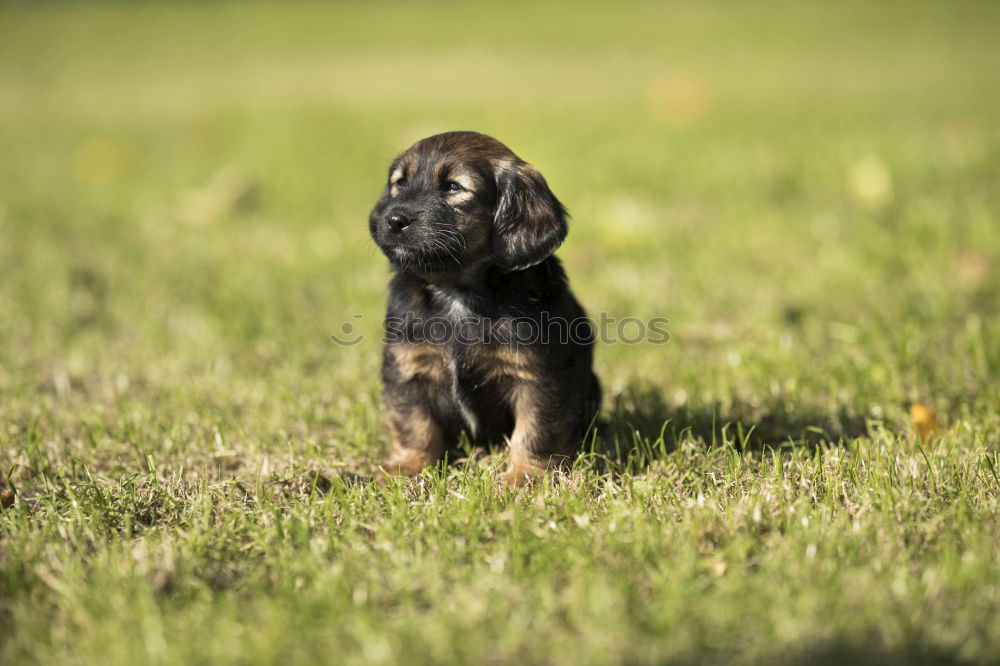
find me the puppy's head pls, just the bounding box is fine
[369,131,567,277]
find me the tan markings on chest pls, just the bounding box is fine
[475,345,539,385]
[390,343,447,383]
[392,341,538,386]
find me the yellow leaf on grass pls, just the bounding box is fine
[910,402,940,440]
[703,558,728,577]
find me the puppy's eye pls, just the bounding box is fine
[445,181,464,193]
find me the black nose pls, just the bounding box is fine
[386,213,412,231]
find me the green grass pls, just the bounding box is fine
[1,1,999,664]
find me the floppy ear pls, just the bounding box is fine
[492,162,568,271]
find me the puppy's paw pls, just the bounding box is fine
[374,455,431,485]
[502,462,540,489]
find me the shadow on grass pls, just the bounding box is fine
[588,384,871,470]
[776,641,972,666]
[646,641,970,666]
[284,384,875,488]
[648,641,973,666]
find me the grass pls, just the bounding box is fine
[1,1,998,664]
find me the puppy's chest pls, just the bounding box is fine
[390,286,539,434]
[406,287,535,381]
[388,338,532,389]
[388,338,530,439]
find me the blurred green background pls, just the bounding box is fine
[2,1,997,417]
[1,2,998,664]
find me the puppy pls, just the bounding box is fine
[369,131,600,486]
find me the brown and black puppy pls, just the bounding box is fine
[369,131,600,486]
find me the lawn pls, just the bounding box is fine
[1,1,998,664]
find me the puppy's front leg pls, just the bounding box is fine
[503,384,576,487]
[377,343,449,481]
[378,386,446,480]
